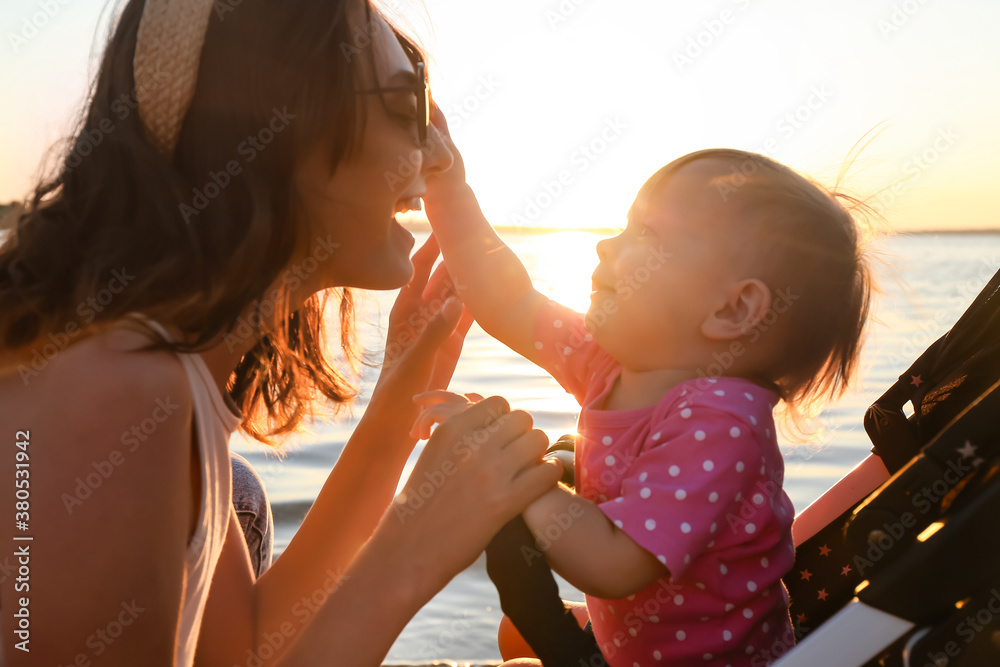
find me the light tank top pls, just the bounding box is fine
[130,314,242,666]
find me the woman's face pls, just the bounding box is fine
[293,7,453,293]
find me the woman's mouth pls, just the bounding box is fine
[390,196,422,249]
[394,196,423,216]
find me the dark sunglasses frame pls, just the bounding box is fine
[361,60,429,148]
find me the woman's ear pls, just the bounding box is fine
[701,279,771,340]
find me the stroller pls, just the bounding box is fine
[774,265,1000,665]
[490,266,1000,667]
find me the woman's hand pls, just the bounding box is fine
[389,396,564,588]
[375,235,474,408]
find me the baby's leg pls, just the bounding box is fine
[486,515,608,667]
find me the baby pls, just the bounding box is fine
[417,142,872,667]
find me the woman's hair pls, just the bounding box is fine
[645,149,875,425]
[0,0,422,444]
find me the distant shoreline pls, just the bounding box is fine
[1,202,996,236]
[400,220,1000,236]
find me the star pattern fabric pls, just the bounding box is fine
[784,524,865,636]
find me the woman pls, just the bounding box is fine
[0,0,561,664]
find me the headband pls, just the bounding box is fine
[133,0,216,159]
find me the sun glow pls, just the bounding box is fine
[507,229,613,313]
[3,1,1000,234]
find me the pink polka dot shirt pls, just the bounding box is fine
[534,300,796,667]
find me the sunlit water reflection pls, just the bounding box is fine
[231,230,1000,662]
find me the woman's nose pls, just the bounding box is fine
[421,124,455,175]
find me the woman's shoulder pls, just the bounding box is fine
[0,319,199,660]
[0,317,194,451]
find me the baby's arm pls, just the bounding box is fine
[524,398,774,600]
[523,486,668,599]
[424,115,548,365]
[410,390,483,439]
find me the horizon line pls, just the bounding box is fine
[2,203,997,236]
[400,220,1000,236]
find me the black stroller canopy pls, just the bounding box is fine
[779,265,1000,666]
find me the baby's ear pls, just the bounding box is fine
[700,279,772,340]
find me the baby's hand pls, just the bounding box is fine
[410,390,485,440]
[426,103,468,192]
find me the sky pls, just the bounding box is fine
[2,0,999,231]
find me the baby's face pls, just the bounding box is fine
[586,160,748,371]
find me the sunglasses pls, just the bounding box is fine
[361,60,429,148]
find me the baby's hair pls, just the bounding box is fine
[646,149,874,426]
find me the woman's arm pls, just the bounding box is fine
[200,396,560,666]
[273,397,561,666]
[250,238,473,646]
[195,375,440,666]
[198,396,562,667]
